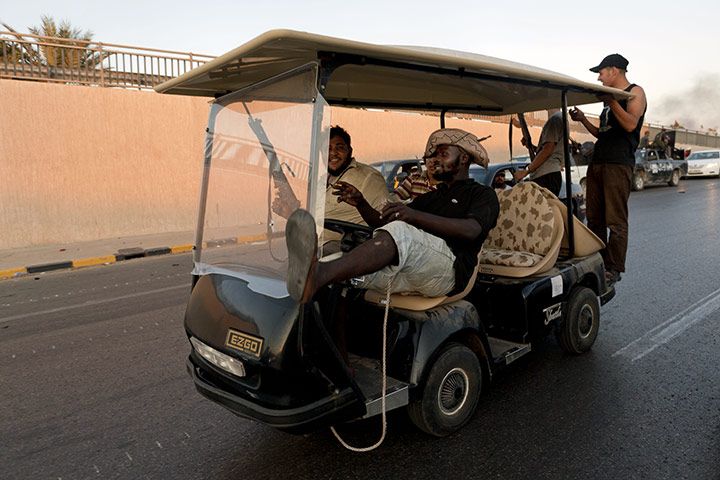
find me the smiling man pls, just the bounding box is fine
[322,125,391,250]
[286,128,499,304]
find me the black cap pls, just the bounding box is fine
[589,54,629,73]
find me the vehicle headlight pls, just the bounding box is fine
[708,162,718,168]
[190,336,246,377]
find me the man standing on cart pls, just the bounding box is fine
[570,54,646,287]
[285,128,499,303]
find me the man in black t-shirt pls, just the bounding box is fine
[286,128,499,304]
[570,54,647,287]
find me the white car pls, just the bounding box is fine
[686,150,720,178]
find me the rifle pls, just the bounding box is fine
[242,103,300,218]
[516,113,536,161]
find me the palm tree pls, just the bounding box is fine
[28,15,99,69]
[1,16,104,69]
[1,21,39,64]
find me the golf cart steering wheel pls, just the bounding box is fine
[323,219,373,252]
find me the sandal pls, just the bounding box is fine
[605,269,622,287]
[286,209,318,303]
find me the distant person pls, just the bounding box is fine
[395,156,442,200]
[493,172,510,190]
[512,109,565,196]
[650,128,671,156]
[570,53,647,288]
[638,130,650,149]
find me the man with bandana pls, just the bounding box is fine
[285,128,500,304]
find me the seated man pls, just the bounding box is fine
[323,126,392,252]
[286,128,500,304]
[394,156,442,200]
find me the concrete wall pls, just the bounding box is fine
[1,79,208,249]
[1,79,596,250]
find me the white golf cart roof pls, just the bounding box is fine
[155,29,632,114]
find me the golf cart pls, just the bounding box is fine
[155,30,631,439]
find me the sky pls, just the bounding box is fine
[2,0,720,130]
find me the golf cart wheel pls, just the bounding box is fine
[555,287,600,354]
[668,169,680,186]
[408,343,481,437]
[632,173,644,191]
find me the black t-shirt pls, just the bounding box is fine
[409,179,499,295]
[592,83,646,167]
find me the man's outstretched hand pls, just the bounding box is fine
[569,107,586,122]
[271,186,301,219]
[331,181,365,206]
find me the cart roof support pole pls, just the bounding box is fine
[192,102,222,274]
[561,88,575,258]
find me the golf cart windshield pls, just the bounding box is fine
[191,64,328,297]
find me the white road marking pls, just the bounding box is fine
[2,273,187,308]
[0,284,186,324]
[613,287,720,362]
[125,452,133,461]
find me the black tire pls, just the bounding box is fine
[632,173,644,191]
[668,169,680,186]
[555,287,600,354]
[408,343,481,437]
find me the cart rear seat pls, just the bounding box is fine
[363,181,603,310]
[476,182,562,277]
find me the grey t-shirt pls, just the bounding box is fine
[530,111,564,179]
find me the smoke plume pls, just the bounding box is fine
[653,74,720,131]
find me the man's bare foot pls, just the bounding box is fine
[286,209,319,303]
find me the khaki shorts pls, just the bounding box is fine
[358,221,455,297]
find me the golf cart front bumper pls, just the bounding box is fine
[186,354,364,433]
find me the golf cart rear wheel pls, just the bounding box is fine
[555,287,600,354]
[408,343,481,437]
[632,173,644,191]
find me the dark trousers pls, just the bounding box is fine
[586,163,633,272]
[531,171,562,196]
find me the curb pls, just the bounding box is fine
[0,243,195,280]
[0,232,277,280]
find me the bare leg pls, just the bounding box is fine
[315,231,397,291]
[286,209,397,303]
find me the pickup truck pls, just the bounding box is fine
[632,148,688,191]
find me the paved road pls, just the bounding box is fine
[2,178,719,480]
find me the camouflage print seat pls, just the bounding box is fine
[477,181,563,277]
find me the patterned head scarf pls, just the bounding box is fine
[424,128,489,168]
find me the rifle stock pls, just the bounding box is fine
[517,113,536,161]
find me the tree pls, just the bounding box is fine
[28,15,100,68]
[1,16,104,69]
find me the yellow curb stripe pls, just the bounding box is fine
[237,234,268,243]
[170,244,193,253]
[73,255,117,268]
[0,267,27,279]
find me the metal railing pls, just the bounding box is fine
[0,30,215,89]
